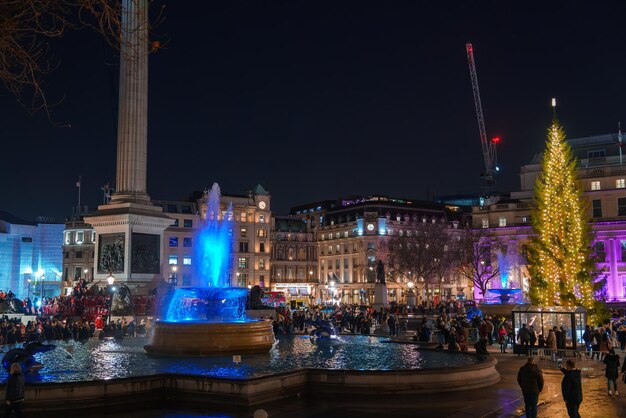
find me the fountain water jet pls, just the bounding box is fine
[144,183,274,355]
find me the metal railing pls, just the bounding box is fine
[527,348,597,376]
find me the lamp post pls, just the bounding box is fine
[106,273,115,324]
[27,278,32,300]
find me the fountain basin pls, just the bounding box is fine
[144,319,275,356]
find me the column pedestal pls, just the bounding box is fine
[373,283,388,310]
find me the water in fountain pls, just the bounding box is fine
[163,183,249,323]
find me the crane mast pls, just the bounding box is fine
[466,42,498,187]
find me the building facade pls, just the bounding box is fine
[62,217,96,295]
[0,212,63,299]
[270,216,317,303]
[291,196,469,305]
[472,132,626,302]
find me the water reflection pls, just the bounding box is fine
[0,336,477,383]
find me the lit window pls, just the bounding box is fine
[499,217,507,227]
[76,231,84,243]
[91,231,96,243]
[482,218,489,228]
[238,257,248,269]
[183,237,192,247]
[183,256,192,265]
[521,216,530,223]
[240,227,247,238]
[617,179,626,189]
[65,232,71,244]
[335,233,340,239]
[169,237,178,247]
[168,255,178,265]
[241,212,247,222]
[259,214,265,224]
[591,181,601,191]
[321,234,325,240]
[344,231,348,238]
[259,259,265,270]
[257,229,267,238]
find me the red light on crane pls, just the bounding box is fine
[491,136,501,144]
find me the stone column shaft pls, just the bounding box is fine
[112,0,150,204]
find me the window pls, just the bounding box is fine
[21,237,32,243]
[65,232,71,244]
[173,219,179,227]
[183,219,193,228]
[343,231,348,238]
[76,251,83,259]
[596,241,606,262]
[64,268,68,281]
[621,240,626,261]
[183,237,192,247]
[240,227,247,238]
[183,256,192,266]
[335,259,340,269]
[240,212,247,222]
[592,200,602,218]
[92,231,96,242]
[259,214,265,224]
[238,257,248,269]
[587,149,606,159]
[619,198,626,216]
[257,229,267,238]
[169,237,178,247]
[499,217,507,227]
[617,179,626,189]
[239,241,249,252]
[65,252,69,259]
[328,245,333,255]
[591,181,601,191]
[259,259,265,270]
[336,244,340,253]
[75,267,81,279]
[321,234,325,241]
[259,242,265,253]
[76,231,84,243]
[181,205,192,214]
[182,274,192,286]
[482,218,489,228]
[367,242,376,250]
[521,216,530,223]
[168,255,178,265]
[335,233,340,239]
[167,204,178,213]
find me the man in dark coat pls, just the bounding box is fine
[517,356,544,418]
[603,348,620,395]
[561,359,582,418]
[5,362,25,418]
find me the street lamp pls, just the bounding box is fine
[84,268,89,281]
[27,278,32,300]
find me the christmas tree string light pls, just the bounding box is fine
[527,120,606,323]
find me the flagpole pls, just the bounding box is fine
[77,175,81,216]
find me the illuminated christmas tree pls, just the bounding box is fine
[527,120,606,322]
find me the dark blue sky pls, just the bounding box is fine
[2,1,626,220]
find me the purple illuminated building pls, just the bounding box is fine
[472,132,626,302]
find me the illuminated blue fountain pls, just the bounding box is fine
[488,250,521,304]
[146,184,274,355]
[163,183,248,323]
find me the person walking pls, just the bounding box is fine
[517,356,544,418]
[603,348,620,395]
[560,359,582,418]
[5,363,25,418]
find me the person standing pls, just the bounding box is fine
[603,348,620,395]
[517,324,531,355]
[5,362,25,418]
[517,356,544,418]
[560,359,582,418]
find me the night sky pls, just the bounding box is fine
[3,1,626,221]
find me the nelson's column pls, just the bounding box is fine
[84,0,174,294]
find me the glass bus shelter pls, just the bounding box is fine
[511,305,587,350]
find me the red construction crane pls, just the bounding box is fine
[465,42,499,188]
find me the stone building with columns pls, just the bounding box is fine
[473,132,626,302]
[61,216,96,294]
[291,196,469,305]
